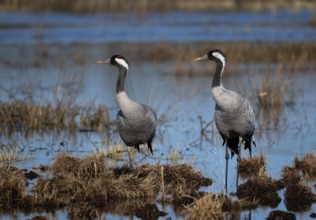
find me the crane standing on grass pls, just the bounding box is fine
[194,49,256,190]
[96,55,157,155]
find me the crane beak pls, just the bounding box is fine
[193,54,208,61]
[95,59,110,64]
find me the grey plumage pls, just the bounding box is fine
[96,55,157,154]
[194,49,256,189]
[214,89,256,157]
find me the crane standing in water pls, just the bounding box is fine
[96,55,157,155]
[194,49,256,190]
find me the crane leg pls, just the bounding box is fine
[225,144,229,191]
[127,147,133,169]
[147,140,153,155]
[236,147,241,189]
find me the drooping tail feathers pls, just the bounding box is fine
[221,135,256,158]
[226,137,240,158]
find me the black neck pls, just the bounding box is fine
[211,60,224,88]
[116,67,127,93]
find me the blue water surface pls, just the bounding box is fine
[0,10,315,44]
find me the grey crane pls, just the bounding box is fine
[96,55,157,155]
[194,49,256,189]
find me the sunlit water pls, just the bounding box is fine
[0,10,316,220]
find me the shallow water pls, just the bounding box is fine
[0,10,316,44]
[1,10,316,220]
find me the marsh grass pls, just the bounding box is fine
[0,100,115,136]
[31,153,212,207]
[134,163,213,201]
[294,153,316,180]
[0,165,28,209]
[169,41,316,77]
[0,143,26,163]
[5,42,315,73]
[92,144,125,161]
[2,153,316,217]
[186,193,226,220]
[0,75,115,136]
[254,65,297,128]
[238,154,266,178]
[168,148,180,163]
[33,153,158,206]
[282,166,301,186]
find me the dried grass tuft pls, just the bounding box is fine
[238,154,266,178]
[0,143,26,162]
[32,153,212,208]
[51,152,82,176]
[186,193,226,220]
[0,165,28,208]
[33,153,162,206]
[294,153,316,180]
[134,164,212,201]
[281,166,301,186]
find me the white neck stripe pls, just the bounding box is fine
[115,58,129,70]
[213,52,225,65]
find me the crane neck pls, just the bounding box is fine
[115,66,141,118]
[116,66,127,94]
[211,59,225,88]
